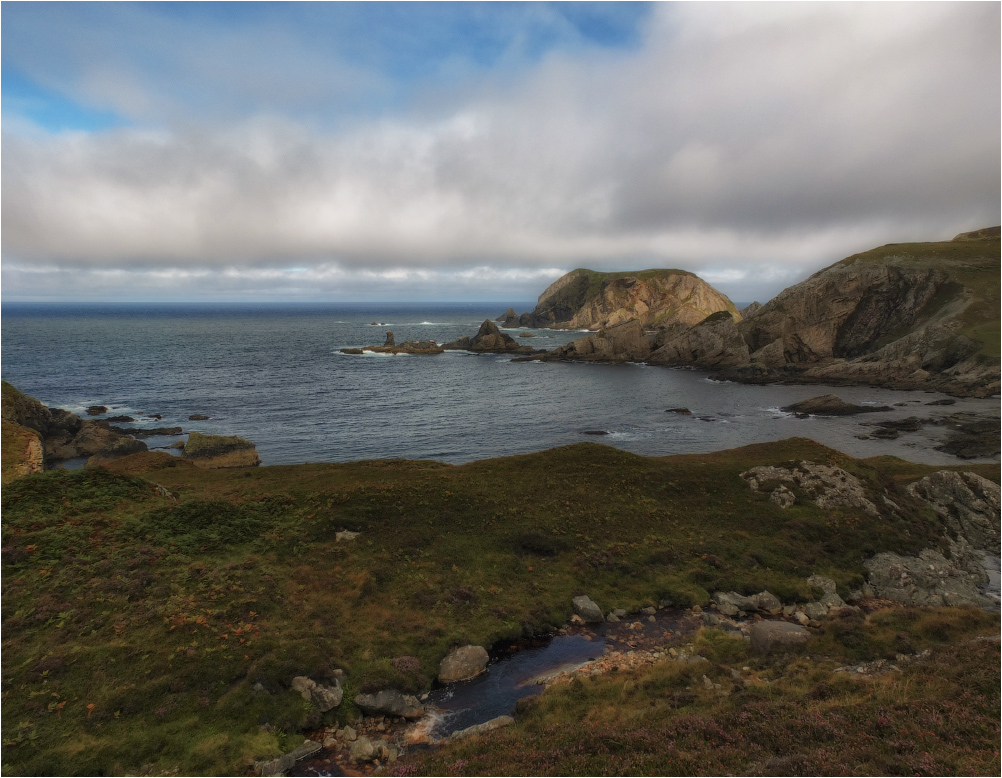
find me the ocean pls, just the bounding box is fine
[2,302,998,466]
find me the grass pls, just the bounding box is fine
[838,236,1001,358]
[401,610,1000,776]
[2,438,999,775]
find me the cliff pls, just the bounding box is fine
[511,268,740,331]
[715,229,1001,396]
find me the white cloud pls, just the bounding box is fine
[2,2,998,303]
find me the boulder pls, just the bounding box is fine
[572,595,604,623]
[348,736,376,764]
[782,395,892,416]
[438,645,489,683]
[441,715,514,743]
[806,575,847,609]
[188,414,210,420]
[741,461,879,516]
[290,676,343,712]
[86,405,109,416]
[712,591,782,616]
[749,621,811,654]
[354,689,424,719]
[254,740,322,777]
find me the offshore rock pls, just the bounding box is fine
[444,320,537,354]
[495,308,520,326]
[182,431,261,468]
[782,394,892,416]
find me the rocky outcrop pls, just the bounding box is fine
[740,461,880,516]
[1,421,44,483]
[182,431,260,468]
[712,591,782,616]
[438,645,489,683]
[510,268,740,331]
[748,621,811,654]
[538,320,651,363]
[906,471,1000,551]
[495,308,520,326]
[647,312,750,368]
[1,381,149,466]
[714,230,1001,397]
[444,320,538,355]
[572,595,604,623]
[782,394,892,416]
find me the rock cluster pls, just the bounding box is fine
[740,460,880,516]
[444,320,538,355]
[290,675,343,712]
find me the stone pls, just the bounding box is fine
[86,405,109,416]
[290,676,342,712]
[749,621,811,654]
[906,470,1000,551]
[354,690,424,719]
[572,595,604,623]
[336,530,360,542]
[255,740,322,776]
[756,591,783,615]
[442,715,514,743]
[807,575,847,609]
[383,330,395,347]
[741,461,879,516]
[803,602,828,620]
[769,485,796,509]
[665,407,692,415]
[188,414,210,420]
[438,645,489,683]
[349,736,376,764]
[864,542,992,608]
[606,612,620,623]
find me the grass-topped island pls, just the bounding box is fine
[2,387,999,775]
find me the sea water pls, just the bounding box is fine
[2,302,998,466]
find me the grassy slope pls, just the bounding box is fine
[839,237,1001,358]
[2,441,999,775]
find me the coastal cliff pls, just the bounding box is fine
[507,268,740,331]
[523,229,1000,397]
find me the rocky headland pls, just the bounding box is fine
[512,228,1000,397]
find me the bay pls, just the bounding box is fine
[2,302,997,466]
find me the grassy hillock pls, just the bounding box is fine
[2,440,998,775]
[838,235,1001,358]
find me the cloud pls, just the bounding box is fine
[2,2,999,302]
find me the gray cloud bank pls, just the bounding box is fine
[3,3,999,302]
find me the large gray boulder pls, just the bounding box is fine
[907,471,1000,551]
[354,689,424,719]
[749,621,812,654]
[438,645,489,683]
[572,595,604,623]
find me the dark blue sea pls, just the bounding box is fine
[2,302,998,466]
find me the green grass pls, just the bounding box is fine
[402,610,1000,776]
[2,439,999,775]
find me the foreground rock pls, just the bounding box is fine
[290,676,343,712]
[438,645,489,683]
[572,595,604,623]
[749,621,811,654]
[182,431,260,468]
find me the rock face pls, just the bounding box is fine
[714,230,1001,397]
[438,645,489,683]
[514,268,740,331]
[444,320,537,355]
[782,394,892,416]
[648,312,750,368]
[907,471,1000,550]
[353,689,424,719]
[182,431,260,468]
[542,320,652,363]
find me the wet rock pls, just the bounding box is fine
[712,591,782,616]
[582,430,610,435]
[495,308,520,326]
[354,690,424,719]
[665,407,692,415]
[572,595,604,623]
[749,621,811,654]
[86,405,109,416]
[106,415,135,422]
[383,330,395,347]
[188,414,210,420]
[438,645,489,683]
[782,395,892,416]
[348,736,376,764]
[926,398,957,406]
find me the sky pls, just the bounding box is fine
[2,1,999,305]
